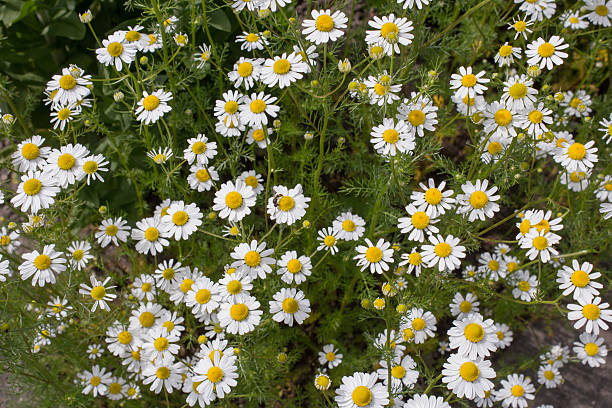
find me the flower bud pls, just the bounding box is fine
[98,206,107,215]
[113,91,124,102]
[338,58,351,73]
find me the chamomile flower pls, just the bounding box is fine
[354,238,394,274]
[421,234,466,272]
[377,355,418,390]
[186,277,221,320]
[595,177,612,202]
[129,302,167,333]
[214,90,243,130]
[121,25,149,50]
[560,169,591,192]
[236,32,268,51]
[277,251,312,285]
[526,36,569,70]
[106,377,127,400]
[188,164,218,192]
[269,288,311,326]
[442,354,495,400]
[480,135,511,164]
[11,170,59,214]
[478,252,507,281]
[516,0,556,21]
[598,113,612,144]
[520,229,561,263]
[370,118,415,156]
[50,103,80,131]
[364,72,402,106]
[333,211,366,241]
[410,179,455,217]
[396,93,438,138]
[136,89,172,125]
[132,274,157,301]
[81,154,109,184]
[184,134,218,165]
[560,11,589,29]
[87,344,104,360]
[318,344,343,368]
[405,394,450,408]
[267,184,310,225]
[81,365,112,397]
[494,42,522,67]
[399,249,424,276]
[194,43,211,68]
[213,180,257,222]
[142,355,183,394]
[483,101,518,139]
[46,67,92,106]
[398,203,439,242]
[11,135,51,172]
[218,296,262,335]
[511,270,538,301]
[567,295,612,335]
[450,292,480,319]
[399,0,430,9]
[96,33,137,70]
[502,75,538,112]
[66,240,93,271]
[537,363,561,388]
[193,351,238,400]
[496,373,535,408]
[161,16,178,33]
[452,93,487,117]
[239,92,280,127]
[365,14,414,55]
[449,66,489,99]
[46,297,71,320]
[222,224,241,238]
[19,245,66,287]
[400,307,437,344]
[246,126,273,149]
[494,323,514,349]
[585,0,612,26]
[218,272,252,302]
[238,170,264,196]
[448,312,498,359]
[457,180,500,222]
[314,373,331,390]
[142,32,162,53]
[302,9,348,44]
[335,372,389,408]
[228,57,263,89]
[556,260,602,302]
[562,89,593,118]
[44,143,89,188]
[317,227,340,254]
[105,322,139,356]
[79,275,117,312]
[173,32,188,47]
[230,240,275,280]
[162,201,203,241]
[142,326,180,362]
[516,102,553,136]
[132,217,170,256]
[573,332,608,367]
[292,44,319,73]
[154,259,187,293]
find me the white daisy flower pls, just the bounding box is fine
[185,277,221,319]
[318,344,343,368]
[239,92,280,128]
[525,36,569,70]
[11,170,59,214]
[45,67,92,106]
[277,251,312,285]
[477,252,507,281]
[560,10,589,29]
[450,292,480,319]
[421,234,466,272]
[142,326,180,362]
[136,89,172,125]
[154,259,188,293]
[480,135,511,165]
[448,312,498,359]
[218,295,262,335]
[399,249,424,276]
[567,295,612,335]
[377,355,418,390]
[573,332,608,367]
[452,92,487,117]
[511,270,538,301]
[332,211,366,241]
[132,274,156,301]
[317,227,340,254]
[560,169,591,192]
[516,0,556,21]
[105,322,139,356]
[598,113,612,144]
[449,66,489,99]
[228,57,263,89]
[131,217,169,256]
[561,89,593,118]
[129,302,167,333]
[96,33,137,70]
[483,101,518,139]
[11,135,51,172]
[141,355,183,394]
[335,372,389,408]
[494,323,514,349]
[194,43,211,68]
[495,373,535,408]
[173,32,188,47]
[269,288,311,326]
[161,16,178,33]
[142,32,163,53]
[556,259,602,302]
[44,143,89,188]
[595,177,612,201]
[585,0,612,26]
[19,244,66,287]
[292,44,319,73]
[457,179,500,222]
[184,134,218,165]
[370,118,415,156]
[396,93,438,138]
[494,42,522,67]
[218,272,253,302]
[400,307,437,344]
[365,14,413,55]
[193,352,238,400]
[516,102,553,136]
[81,154,109,185]
[246,126,273,149]
[520,229,561,263]
[314,373,331,390]
[81,365,112,397]
[162,201,202,241]
[267,184,310,225]
[261,52,307,89]
[398,203,439,242]
[501,74,538,111]
[106,377,127,401]
[354,238,394,274]
[537,363,561,388]
[230,240,275,280]
[235,31,268,51]
[188,164,219,192]
[50,103,80,131]
[364,72,402,106]
[78,275,117,312]
[442,353,495,400]
[213,180,257,222]
[302,9,348,44]
[410,179,455,217]
[121,25,149,50]
[214,90,243,130]
[237,170,264,196]
[508,15,534,40]
[66,240,93,271]
[404,394,450,408]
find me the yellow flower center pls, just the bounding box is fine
[225,191,243,209]
[59,75,76,90]
[584,342,599,356]
[180,278,194,293]
[582,304,601,320]
[434,242,452,257]
[155,367,170,380]
[23,179,42,196]
[286,259,302,274]
[325,351,335,361]
[192,141,206,154]
[544,370,555,380]
[315,14,334,32]
[230,303,249,321]
[324,235,336,246]
[237,62,253,77]
[511,384,524,397]
[407,110,426,126]
[207,366,224,383]
[244,250,261,267]
[58,153,76,170]
[224,100,239,114]
[252,129,265,142]
[528,110,544,124]
[365,246,383,263]
[518,281,530,292]
[569,269,589,287]
[459,361,480,382]
[227,280,242,294]
[391,365,406,379]
[118,331,132,344]
[507,262,518,273]
[83,160,98,174]
[469,191,488,209]
[412,317,426,331]
[141,282,152,292]
[409,252,422,265]
[411,211,430,229]
[382,129,399,144]
[569,16,579,23]
[142,95,160,111]
[459,301,472,313]
[461,74,477,88]
[0,236,10,246]
[488,260,500,271]
[532,236,548,250]
[351,386,372,407]
[250,99,266,114]
[90,376,101,386]
[245,33,259,42]
[497,331,505,340]
[131,350,140,360]
[125,30,140,42]
[34,254,51,270]
[567,143,586,160]
[374,83,388,96]
[316,375,330,388]
[595,5,609,16]
[282,297,299,314]
[90,285,106,301]
[464,323,485,342]
[604,182,612,191]
[21,143,40,160]
[144,227,159,241]
[487,142,502,155]
[509,83,527,99]
[514,21,527,32]
[172,210,189,226]
[278,196,295,211]
[195,289,211,304]
[342,219,356,232]
[139,311,155,327]
[107,42,124,57]
[424,188,442,205]
[154,337,169,351]
[494,109,513,126]
[538,42,555,58]
[196,169,210,182]
[72,249,84,261]
[109,382,122,394]
[569,171,586,182]
[273,59,291,75]
[403,328,415,340]
[499,45,513,57]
